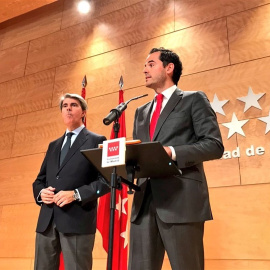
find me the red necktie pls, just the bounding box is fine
[149,93,164,140]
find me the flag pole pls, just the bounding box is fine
[81,75,87,126]
[107,76,124,270]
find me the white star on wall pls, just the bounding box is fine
[237,87,265,112]
[210,93,229,116]
[258,111,270,134]
[222,113,249,139]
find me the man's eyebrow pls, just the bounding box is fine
[62,102,79,106]
[145,60,155,66]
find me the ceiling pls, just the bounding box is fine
[0,0,58,24]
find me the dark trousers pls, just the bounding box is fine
[34,221,95,270]
[129,184,205,270]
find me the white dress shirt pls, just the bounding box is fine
[150,85,177,161]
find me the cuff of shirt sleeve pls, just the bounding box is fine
[37,189,43,203]
[75,189,82,201]
[168,146,176,161]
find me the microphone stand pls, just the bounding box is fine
[107,119,120,270]
[104,94,147,270]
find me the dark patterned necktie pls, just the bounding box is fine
[149,94,164,140]
[60,132,74,166]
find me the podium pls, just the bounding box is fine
[81,141,181,270]
[81,141,181,183]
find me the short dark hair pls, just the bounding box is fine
[149,47,183,85]
[59,93,88,122]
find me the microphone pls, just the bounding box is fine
[103,94,148,125]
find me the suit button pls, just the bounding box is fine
[56,176,59,180]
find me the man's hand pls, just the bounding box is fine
[163,146,172,158]
[54,190,75,207]
[40,186,55,204]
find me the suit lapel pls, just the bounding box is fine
[58,128,88,172]
[152,88,183,141]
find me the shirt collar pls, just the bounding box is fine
[155,85,177,101]
[65,125,85,136]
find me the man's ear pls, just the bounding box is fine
[82,110,86,118]
[166,63,174,76]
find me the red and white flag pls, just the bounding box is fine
[97,85,128,270]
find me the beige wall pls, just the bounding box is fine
[0,0,270,269]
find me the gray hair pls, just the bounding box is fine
[59,93,88,111]
[59,93,88,122]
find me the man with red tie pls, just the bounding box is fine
[128,48,224,270]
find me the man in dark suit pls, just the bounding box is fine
[128,48,224,270]
[33,93,110,270]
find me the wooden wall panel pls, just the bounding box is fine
[0,0,57,24]
[205,184,270,260]
[175,0,270,30]
[222,0,270,14]
[238,119,270,185]
[0,117,17,160]
[87,92,122,140]
[228,4,270,64]
[53,47,131,104]
[93,231,109,259]
[204,126,240,188]
[0,0,270,269]
[175,0,225,30]
[12,107,65,157]
[91,259,107,269]
[0,259,32,270]
[128,18,230,88]
[0,154,45,205]
[87,86,153,140]
[0,1,63,50]
[0,203,39,258]
[180,57,270,122]
[61,0,143,29]
[1,258,269,270]
[162,259,170,269]
[26,0,174,75]
[0,69,55,120]
[205,260,270,270]
[0,43,28,84]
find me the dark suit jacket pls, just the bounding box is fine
[33,128,110,234]
[131,89,224,224]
